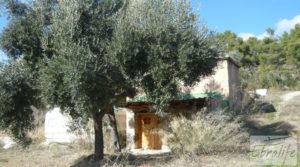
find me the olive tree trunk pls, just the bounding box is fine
[93,113,105,161]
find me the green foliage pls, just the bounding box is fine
[38,0,133,122]
[218,24,300,90]
[0,61,38,145]
[0,0,54,145]
[110,0,220,112]
[0,0,55,65]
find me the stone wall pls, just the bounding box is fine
[44,108,77,144]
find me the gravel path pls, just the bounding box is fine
[276,91,300,120]
[281,91,300,103]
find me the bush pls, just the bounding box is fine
[166,112,248,155]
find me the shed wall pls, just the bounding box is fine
[228,60,242,111]
[180,60,230,96]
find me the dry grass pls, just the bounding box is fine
[0,143,92,167]
[166,112,249,155]
[0,91,299,167]
[28,126,45,143]
[161,91,300,167]
[0,131,6,137]
[157,153,251,167]
[278,95,300,135]
[245,93,300,136]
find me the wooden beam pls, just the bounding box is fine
[127,105,149,110]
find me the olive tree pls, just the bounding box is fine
[0,61,39,145]
[0,0,54,145]
[38,0,132,159]
[1,0,220,161]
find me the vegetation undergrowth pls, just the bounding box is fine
[166,111,249,155]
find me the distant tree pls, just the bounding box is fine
[266,28,275,38]
[215,31,260,69]
[285,24,300,65]
[220,24,300,89]
[215,30,243,52]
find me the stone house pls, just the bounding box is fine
[115,57,242,151]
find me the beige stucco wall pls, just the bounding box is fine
[180,60,230,96]
[127,59,242,110]
[180,59,241,111]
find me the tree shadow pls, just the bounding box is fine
[243,119,296,136]
[70,154,99,167]
[71,153,173,167]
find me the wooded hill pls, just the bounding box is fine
[217,25,300,90]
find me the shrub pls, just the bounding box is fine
[28,126,45,143]
[166,112,248,155]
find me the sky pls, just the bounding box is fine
[192,0,300,39]
[0,14,8,63]
[1,0,300,61]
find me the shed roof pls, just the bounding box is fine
[128,92,222,103]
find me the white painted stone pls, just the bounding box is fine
[0,137,15,149]
[44,108,77,144]
[256,89,268,96]
[130,146,171,155]
[125,108,135,150]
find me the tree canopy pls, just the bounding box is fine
[110,0,219,112]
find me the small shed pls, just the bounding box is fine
[116,57,242,151]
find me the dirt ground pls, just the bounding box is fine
[0,91,299,167]
[0,143,94,167]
